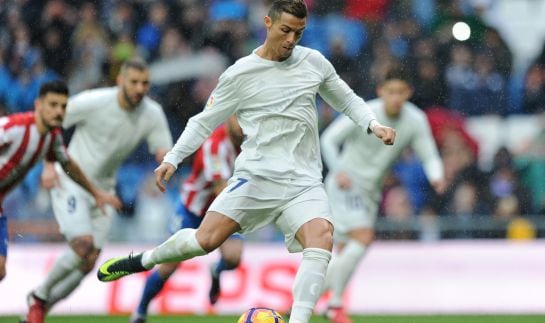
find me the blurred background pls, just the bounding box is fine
[2,0,545,317]
[2,0,545,244]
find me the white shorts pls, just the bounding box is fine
[325,174,379,241]
[50,168,114,248]
[208,175,332,253]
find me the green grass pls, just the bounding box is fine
[1,315,545,323]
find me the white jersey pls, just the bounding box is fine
[321,98,443,197]
[164,46,377,185]
[62,87,173,190]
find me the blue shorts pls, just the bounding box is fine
[175,202,242,239]
[0,217,8,257]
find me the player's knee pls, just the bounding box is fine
[298,218,333,250]
[70,236,95,258]
[350,229,374,246]
[196,230,227,252]
[80,249,100,273]
[196,235,222,252]
[0,268,6,281]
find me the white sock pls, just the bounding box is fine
[327,240,366,307]
[47,269,85,308]
[34,249,82,301]
[290,248,331,323]
[141,228,206,268]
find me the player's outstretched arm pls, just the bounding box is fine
[61,159,123,213]
[154,162,177,193]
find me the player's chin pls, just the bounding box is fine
[46,120,62,128]
[281,47,293,57]
[131,96,144,106]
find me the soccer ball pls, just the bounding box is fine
[237,307,284,323]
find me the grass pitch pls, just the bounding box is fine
[1,315,545,323]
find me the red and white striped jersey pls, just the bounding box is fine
[0,112,69,204]
[181,124,239,217]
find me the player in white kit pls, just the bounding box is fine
[320,67,446,323]
[97,2,396,323]
[23,58,173,323]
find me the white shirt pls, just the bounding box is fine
[164,46,377,185]
[321,98,443,196]
[62,87,173,190]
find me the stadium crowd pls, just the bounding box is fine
[1,0,545,242]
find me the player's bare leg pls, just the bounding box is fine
[97,211,239,281]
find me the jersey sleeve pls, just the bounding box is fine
[0,124,9,148]
[46,128,70,165]
[317,54,377,132]
[63,90,97,129]
[411,112,444,183]
[146,105,173,154]
[320,114,358,172]
[163,73,240,167]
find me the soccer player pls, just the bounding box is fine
[23,58,173,323]
[130,116,244,323]
[320,67,446,323]
[97,2,396,323]
[0,80,121,283]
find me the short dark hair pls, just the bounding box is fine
[39,80,69,97]
[120,56,149,74]
[381,66,414,85]
[268,0,307,22]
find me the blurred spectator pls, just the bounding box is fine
[106,0,137,39]
[479,26,512,77]
[158,27,191,60]
[445,43,476,115]
[68,2,109,93]
[412,58,447,109]
[39,0,75,73]
[175,2,208,49]
[136,1,169,60]
[521,63,545,114]
[382,185,414,221]
[329,37,359,88]
[470,51,507,115]
[488,147,533,217]
[425,106,479,157]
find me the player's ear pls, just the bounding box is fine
[406,86,414,99]
[34,98,41,112]
[264,15,272,29]
[116,73,123,86]
[376,85,383,98]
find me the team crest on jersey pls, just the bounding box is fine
[206,95,215,109]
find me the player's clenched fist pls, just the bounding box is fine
[154,162,177,192]
[372,125,396,145]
